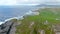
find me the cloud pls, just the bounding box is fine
[0,0,16,5]
[0,0,60,5]
[16,0,44,4]
[0,0,44,5]
[44,0,60,5]
[15,0,60,4]
[46,0,60,2]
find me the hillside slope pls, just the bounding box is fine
[16,8,60,34]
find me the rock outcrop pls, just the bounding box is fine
[0,19,17,34]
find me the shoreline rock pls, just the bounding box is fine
[0,19,17,34]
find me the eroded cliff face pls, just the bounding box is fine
[0,19,17,34]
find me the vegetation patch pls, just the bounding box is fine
[16,8,60,34]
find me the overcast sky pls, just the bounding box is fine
[0,0,60,5]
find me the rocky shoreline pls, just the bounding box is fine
[0,19,17,34]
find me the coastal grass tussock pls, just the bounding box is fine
[16,8,60,34]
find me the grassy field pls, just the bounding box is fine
[15,8,60,34]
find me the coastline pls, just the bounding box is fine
[0,6,60,25]
[0,6,40,25]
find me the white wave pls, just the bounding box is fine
[0,22,5,25]
[25,10,39,15]
[16,16,24,20]
[5,17,18,22]
[0,15,24,25]
[25,11,33,15]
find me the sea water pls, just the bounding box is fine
[0,5,39,25]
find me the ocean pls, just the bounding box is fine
[0,5,39,22]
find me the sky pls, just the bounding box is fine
[0,0,60,5]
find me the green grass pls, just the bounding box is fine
[16,8,60,34]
